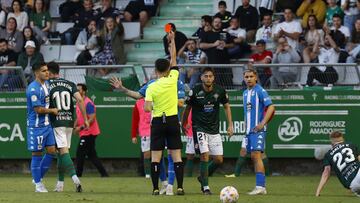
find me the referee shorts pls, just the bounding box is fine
[151,115,182,151]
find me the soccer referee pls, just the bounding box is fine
[144,31,185,195]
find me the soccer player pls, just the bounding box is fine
[316,131,360,197]
[47,62,89,192]
[26,63,58,192]
[242,69,275,195]
[131,97,151,178]
[182,67,234,195]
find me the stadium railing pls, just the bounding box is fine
[0,66,27,92]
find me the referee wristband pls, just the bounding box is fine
[170,66,179,71]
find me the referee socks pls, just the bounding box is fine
[174,162,184,189]
[151,162,160,190]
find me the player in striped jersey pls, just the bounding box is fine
[26,63,58,192]
[242,69,275,195]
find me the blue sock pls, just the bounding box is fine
[31,155,42,183]
[256,172,265,187]
[167,154,175,185]
[159,157,167,182]
[40,153,55,179]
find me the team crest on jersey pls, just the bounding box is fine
[198,91,204,96]
[31,95,37,102]
[246,102,252,110]
[214,93,219,101]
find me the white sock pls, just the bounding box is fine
[162,181,168,186]
[167,184,173,189]
[203,186,210,190]
[57,181,64,186]
[72,175,81,185]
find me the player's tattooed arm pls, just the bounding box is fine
[74,92,89,129]
[315,166,331,196]
[109,76,142,99]
[181,105,191,133]
[34,106,58,115]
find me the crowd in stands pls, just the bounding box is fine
[2,0,360,90]
[171,0,360,89]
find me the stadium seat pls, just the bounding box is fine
[123,22,141,40]
[336,66,360,85]
[56,22,75,34]
[40,45,60,62]
[115,0,131,10]
[49,0,65,18]
[59,45,77,63]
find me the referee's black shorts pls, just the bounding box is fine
[151,115,182,151]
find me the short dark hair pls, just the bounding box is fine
[168,23,176,31]
[77,83,87,92]
[332,13,342,20]
[256,39,266,45]
[218,0,226,7]
[202,67,215,75]
[0,38,7,44]
[155,58,170,73]
[201,15,212,24]
[47,61,60,74]
[32,62,47,72]
[243,68,258,76]
[213,16,222,21]
[263,13,272,19]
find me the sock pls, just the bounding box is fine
[173,162,184,189]
[167,155,175,185]
[61,153,77,177]
[57,153,65,181]
[256,172,265,187]
[151,162,160,190]
[200,161,209,187]
[31,155,42,183]
[184,159,194,177]
[40,153,55,179]
[72,175,81,185]
[234,156,246,176]
[159,157,167,182]
[144,158,151,176]
[208,160,220,176]
[263,157,270,176]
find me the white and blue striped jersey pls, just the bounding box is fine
[26,80,50,128]
[243,84,272,135]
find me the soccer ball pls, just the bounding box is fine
[314,145,332,160]
[219,186,239,203]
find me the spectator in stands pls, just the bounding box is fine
[94,0,120,29]
[91,16,125,66]
[303,15,324,63]
[0,17,24,53]
[214,1,232,30]
[62,0,96,45]
[274,8,302,51]
[192,15,212,38]
[271,36,301,88]
[0,38,18,90]
[341,0,359,34]
[328,14,350,43]
[178,39,206,89]
[200,16,234,87]
[275,0,303,13]
[346,18,360,62]
[306,32,339,86]
[124,0,159,32]
[75,19,99,65]
[17,40,44,83]
[22,26,40,52]
[224,17,251,59]
[296,0,326,28]
[234,0,259,42]
[1,0,12,13]
[248,39,273,87]
[325,0,344,27]
[256,13,276,51]
[59,0,83,22]
[162,23,187,57]
[259,0,275,20]
[30,0,52,45]
[7,0,28,32]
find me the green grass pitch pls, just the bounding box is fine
[0,174,358,203]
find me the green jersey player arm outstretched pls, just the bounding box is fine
[315,165,331,196]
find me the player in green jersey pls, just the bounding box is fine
[316,131,360,197]
[48,62,89,192]
[182,67,233,195]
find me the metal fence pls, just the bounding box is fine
[1,63,360,92]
